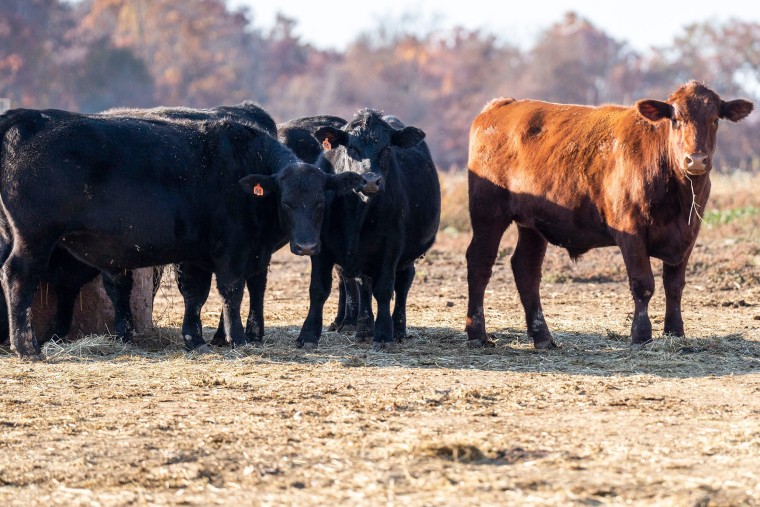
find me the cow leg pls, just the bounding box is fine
[328,267,347,331]
[392,265,415,342]
[244,270,267,343]
[215,276,247,348]
[329,268,359,332]
[45,285,82,344]
[511,226,556,349]
[176,263,212,351]
[298,254,334,349]
[618,240,655,345]
[341,277,360,332]
[663,258,689,337]
[2,248,50,359]
[371,262,397,351]
[355,276,375,342]
[465,217,510,347]
[102,271,135,342]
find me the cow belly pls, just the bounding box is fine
[523,217,614,253]
[59,231,201,270]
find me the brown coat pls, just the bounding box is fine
[465,81,753,347]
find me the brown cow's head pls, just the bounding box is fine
[635,81,753,176]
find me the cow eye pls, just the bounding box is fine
[713,118,719,126]
[671,119,680,129]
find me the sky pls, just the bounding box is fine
[229,0,760,52]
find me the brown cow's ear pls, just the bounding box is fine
[391,126,425,148]
[720,99,754,122]
[326,172,364,195]
[636,99,673,122]
[239,174,276,197]
[313,127,348,149]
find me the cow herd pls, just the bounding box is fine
[0,81,753,360]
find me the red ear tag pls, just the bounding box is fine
[322,138,332,150]
[253,183,264,197]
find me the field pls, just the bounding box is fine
[1,172,759,506]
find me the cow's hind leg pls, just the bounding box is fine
[102,271,135,342]
[2,245,52,359]
[176,263,212,351]
[329,269,359,332]
[392,265,415,343]
[512,226,556,349]
[465,211,510,347]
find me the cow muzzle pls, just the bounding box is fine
[292,241,319,256]
[360,173,383,196]
[684,152,710,176]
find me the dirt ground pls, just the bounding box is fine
[1,184,759,506]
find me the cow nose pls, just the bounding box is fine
[293,242,318,256]
[684,153,709,174]
[362,173,383,195]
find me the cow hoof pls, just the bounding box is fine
[192,344,213,355]
[535,339,559,350]
[17,353,43,362]
[467,338,496,349]
[327,321,339,332]
[209,333,228,347]
[371,342,384,352]
[302,342,318,351]
[339,324,357,334]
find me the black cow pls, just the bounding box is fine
[0,108,363,358]
[0,102,280,348]
[105,103,282,347]
[297,109,441,350]
[277,115,365,333]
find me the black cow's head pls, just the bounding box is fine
[636,81,753,176]
[239,163,363,255]
[313,109,425,201]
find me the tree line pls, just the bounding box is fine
[2,1,759,171]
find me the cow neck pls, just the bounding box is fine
[676,169,711,228]
[339,190,373,259]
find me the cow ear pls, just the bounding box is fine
[636,99,673,122]
[239,174,276,198]
[391,126,425,148]
[720,99,754,122]
[326,172,364,195]
[314,127,348,150]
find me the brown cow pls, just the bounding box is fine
[466,81,753,348]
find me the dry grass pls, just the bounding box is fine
[0,170,758,506]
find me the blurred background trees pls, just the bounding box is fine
[1,0,758,171]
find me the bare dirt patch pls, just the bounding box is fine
[1,174,759,506]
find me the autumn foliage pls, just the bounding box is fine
[1,2,759,171]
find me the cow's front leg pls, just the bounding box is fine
[244,270,268,343]
[663,255,691,337]
[618,238,655,345]
[176,263,212,351]
[355,276,374,342]
[216,276,246,348]
[392,265,415,342]
[371,262,397,351]
[298,254,334,349]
